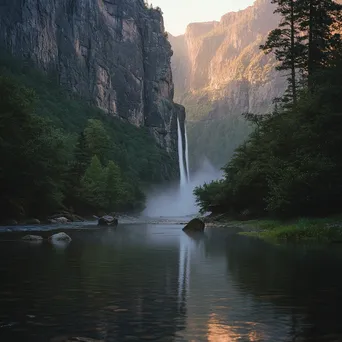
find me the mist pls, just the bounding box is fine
[142,159,223,218]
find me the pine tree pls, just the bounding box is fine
[80,155,107,210]
[83,119,110,165]
[260,0,304,105]
[105,161,122,211]
[296,0,342,87]
[71,132,92,181]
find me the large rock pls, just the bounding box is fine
[0,0,185,155]
[48,232,72,243]
[183,218,205,232]
[98,216,118,227]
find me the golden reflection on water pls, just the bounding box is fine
[248,329,266,341]
[207,313,265,342]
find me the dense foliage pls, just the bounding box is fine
[0,56,178,221]
[195,0,342,219]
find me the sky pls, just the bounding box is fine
[147,0,255,36]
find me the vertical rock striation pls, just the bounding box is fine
[170,0,285,119]
[0,0,185,154]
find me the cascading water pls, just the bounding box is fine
[185,123,190,182]
[177,117,187,187]
[143,117,222,218]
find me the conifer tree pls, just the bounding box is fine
[105,161,123,211]
[260,0,304,105]
[83,119,110,165]
[296,0,342,87]
[80,155,107,210]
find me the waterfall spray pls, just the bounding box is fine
[143,118,222,218]
[177,117,187,187]
[185,123,190,182]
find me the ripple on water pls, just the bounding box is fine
[0,224,342,341]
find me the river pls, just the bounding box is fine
[0,221,342,341]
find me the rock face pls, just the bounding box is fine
[0,0,185,154]
[170,0,285,115]
[169,0,287,167]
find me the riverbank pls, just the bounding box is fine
[204,215,342,243]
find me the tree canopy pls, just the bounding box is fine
[195,0,342,219]
[0,56,177,221]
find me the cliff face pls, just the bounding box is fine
[169,0,289,168]
[0,0,185,153]
[170,0,285,121]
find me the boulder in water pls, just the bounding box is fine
[54,217,69,224]
[50,212,85,222]
[48,232,72,243]
[183,218,205,232]
[97,215,118,227]
[22,235,43,242]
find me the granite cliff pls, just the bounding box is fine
[169,0,286,168]
[0,0,185,154]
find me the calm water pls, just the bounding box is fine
[0,223,342,341]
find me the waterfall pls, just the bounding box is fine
[185,123,190,182]
[177,117,187,187]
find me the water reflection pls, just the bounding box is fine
[223,235,342,341]
[50,240,71,250]
[206,313,265,342]
[0,225,342,341]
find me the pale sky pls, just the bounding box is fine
[147,0,255,36]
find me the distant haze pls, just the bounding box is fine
[147,0,255,35]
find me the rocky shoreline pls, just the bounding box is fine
[1,211,87,227]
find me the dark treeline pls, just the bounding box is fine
[0,56,178,221]
[195,0,342,218]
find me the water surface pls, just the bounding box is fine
[0,223,342,341]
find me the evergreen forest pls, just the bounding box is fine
[195,0,342,219]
